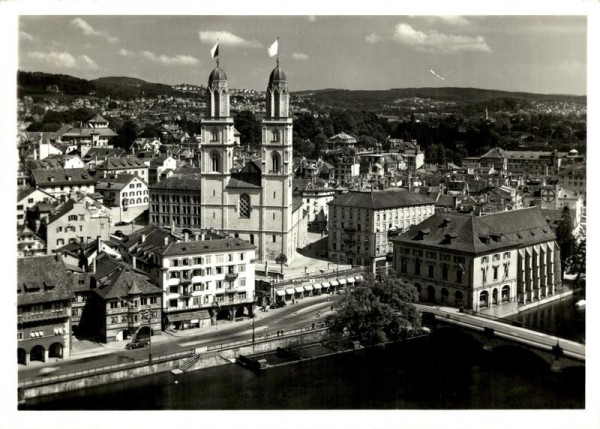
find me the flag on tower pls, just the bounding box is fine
[211,41,219,58]
[268,39,278,58]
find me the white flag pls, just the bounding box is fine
[211,41,219,58]
[268,39,278,58]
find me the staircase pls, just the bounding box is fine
[171,354,200,375]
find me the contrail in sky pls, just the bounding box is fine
[430,69,449,83]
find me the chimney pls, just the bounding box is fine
[55,250,62,263]
[170,220,175,234]
[184,231,189,242]
[141,233,146,243]
[97,236,102,253]
[164,236,169,246]
[92,257,97,274]
[132,255,137,269]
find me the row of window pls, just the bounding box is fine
[169,292,247,308]
[400,257,464,283]
[151,194,200,204]
[169,278,247,293]
[109,297,159,309]
[169,265,246,279]
[170,253,246,267]
[110,311,158,324]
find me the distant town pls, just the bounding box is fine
[16,62,585,398]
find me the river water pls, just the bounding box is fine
[21,292,585,410]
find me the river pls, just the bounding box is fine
[20,292,585,410]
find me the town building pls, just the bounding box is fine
[96,156,150,182]
[95,174,149,222]
[17,188,57,226]
[390,208,561,317]
[17,255,74,365]
[148,155,178,185]
[17,225,46,257]
[41,197,111,254]
[149,172,202,228]
[328,132,357,150]
[293,179,340,223]
[90,262,163,343]
[328,190,436,271]
[555,163,586,200]
[30,168,96,200]
[334,157,360,185]
[58,114,118,154]
[120,225,257,330]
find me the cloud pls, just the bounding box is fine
[19,31,37,42]
[27,51,99,71]
[392,23,491,54]
[70,17,118,43]
[291,52,308,60]
[141,50,199,66]
[365,33,382,44]
[198,30,261,48]
[413,16,472,27]
[118,48,135,57]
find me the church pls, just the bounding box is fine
[196,59,307,262]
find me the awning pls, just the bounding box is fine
[313,283,322,289]
[166,310,210,323]
[295,287,304,293]
[330,280,340,286]
[276,290,285,296]
[285,288,295,295]
[304,285,313,291]
[338,278,347,285]
[346,277,355,283]
[354,275,363,282]
[321,282,331,288]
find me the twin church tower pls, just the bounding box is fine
[198,59,306,261]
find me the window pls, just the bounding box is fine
[493,266,499,281]
[272,130,280,142]
[272,235,276,243]
[216,281,223,289]
[17,205,23,210]
[110,302,118,309]
[428,265,434,278]
[240,253,244,261]
[415,260,421,276]
[211,151,221,172]
[401,257,408,273]
[68,215,77,221]
[442,264,448,280]
[169,299,177,308]
[456,270,463,283]
[239,194,251,218]
[150,297,158,304]
[211,130,219,141]
[271,152,281,173]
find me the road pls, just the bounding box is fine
[18,293,341,383]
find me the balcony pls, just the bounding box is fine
[18,308,69,323]
[225,273,238,281]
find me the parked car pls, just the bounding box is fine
[125,337,150,350]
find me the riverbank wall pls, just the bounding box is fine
[20,327,329,400]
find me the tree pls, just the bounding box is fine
[275,253,288,274]
[327,273,421,346]
[555,207,576,279]
[111,120,138,150]
[567,238,586,291]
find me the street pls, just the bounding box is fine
[18,292,342,383]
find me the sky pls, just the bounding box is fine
[17,15,588,95]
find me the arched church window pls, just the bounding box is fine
[211,130,219,142]
[271,152,281,173]
[271,130,280,142]
[239,194,251,218]
[210,151,221,173]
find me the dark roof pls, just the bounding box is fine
[97,174,148,191]
[392,208,556,254]
[293,196,303,213]
[226,177,261,189]
[150,173,201,190]
[209,66,228,84]
[95,267,162,300]
[61,127,117,138]
[47,199,75,224]
[268,66,287,85]
[83,147,128,160]
[31,168,95,186]
[329,190,435,209]
[17,256,75,305]
[97,157,148,170]
[158,237,256,257]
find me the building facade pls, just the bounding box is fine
[328,190,436,271]
[17,256,73,366]
[391,208,560,317]
[149,173,202,229]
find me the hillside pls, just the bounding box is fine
[17,71,199,100]
[293,87,586,110]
